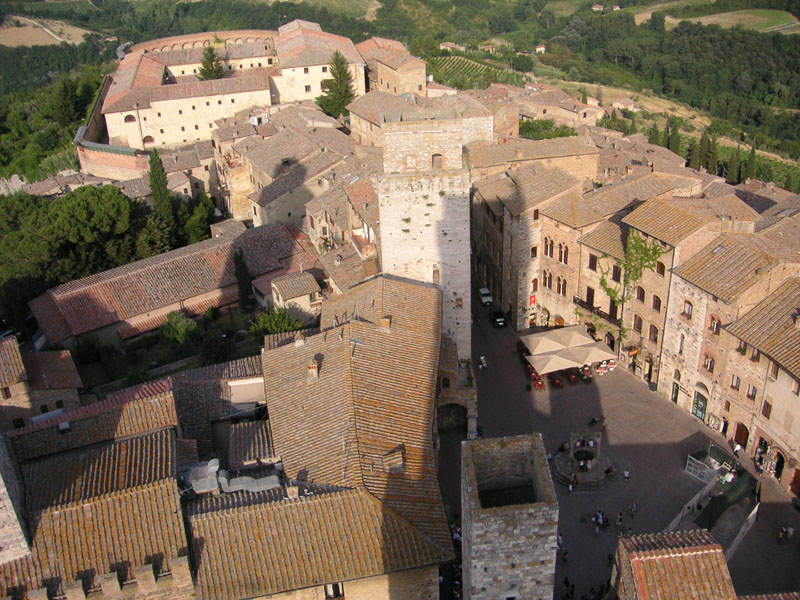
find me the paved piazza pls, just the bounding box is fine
[437,316,800,599]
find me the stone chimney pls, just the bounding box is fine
[380,316,392,330]
[294,331,305,346]
[308,358,319,379]
[286,485,300,499]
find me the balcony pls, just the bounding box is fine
[573,296,622,328]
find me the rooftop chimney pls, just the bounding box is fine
[286,486,300,499]
[308,358,319,379]
[380,316,392,330]
[294,331,305,346]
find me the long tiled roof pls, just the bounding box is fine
[623,197,705,245]
[20,350,82,390]
[152,42,276,68]
[671,195,760,223]
[272,271,320,300]
[620,531,736,599]
[228,420,273,469]
[579,218,629,260]
[726,278,800,379]
[23,429,175,512]
[188,487,447,600]
[30,225,297,343]
[0,336,26,388]
[544,173,672,228]
[6,379,177,463]
[347,91,417,125]
[672,234,782,303]
[275,20,363,69]
[264,277,451,553]
[466,136,598,169]
[474,165,581,217]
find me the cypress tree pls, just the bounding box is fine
[198,46,225,81]
[315,50,355,118]
[148,149,176,244]
[698,131,710,170]
[744,143,757,182]
[52,76,79,127]
[233,248,255,314]
[581,87,587,104]
[648,124,660,145]
[660,122,669,147]
[727,146,741,185]
[708,136,719,175]
[688,142,701,170]
[668,119,681,155]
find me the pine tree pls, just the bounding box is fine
[148,149,176,244]
[744,143,757,182]
[727,146,741,185]
[315,50,355,119]
[688,142,701,170]
[233,248,255,314]
[198,46,225,81]
[648,124,660,145]
[135,214,171,259]
[52,76,79,127]
[698,131,710,170]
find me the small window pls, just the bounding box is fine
[710,316,720,334]
[157,112,162,117]
[181,126,185,131]
[55,400,64,409]
[737,340,747,354]
[322,66,328,73]
[724,400,731,411]
[432,268,440,284]
[652,295,661,312]
[533,209,539,220]
[160,129,164,134]
[12,418,24,429]
[612,265,621,282]
[124,114,136,123]
[588,254,598,271]
[682,300,693,319]
[636,286,645,303]
[633,315,642,333]
[648,324,659,343]
[194,124,199,130]
[530,246,537,258]
[770,362,779,380]
[792,379,799,395]
[1,387,10,400]
[218,100,223,105]
[731,374,741,390]
[304,67,309,74]
[762,400,772,418]
[531,278,538,293]
[656,261,665,276]
[704,355,715,373]
[455,297,463,308]
[305,85,311,92]
[178,109,182,115]
[192,105,196,110]
[40,405,49,414]
[674,369,681,381]
[324,583,344,599]
[206,101,210,106]
[751,349,760,362]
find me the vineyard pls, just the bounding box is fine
[428,55,528,90]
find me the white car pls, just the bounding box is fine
[478,288,493,306]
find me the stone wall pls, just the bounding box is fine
[0,441,28,565]
[382,118,463,174]
[461,434,559,600]
[378,171,472,359]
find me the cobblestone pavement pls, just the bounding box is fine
[436,315,800,599]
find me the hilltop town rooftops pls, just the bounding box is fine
[21,349,82,390]
[473,165,581,218]
[465,136,598,169]
[623,197,706,246]
[726,278,800,379]
[578,217,630,260]
[347,90,491,126]
[271,271,320,300]
[618,530,736,600]
[29,225,298,344]
[0,336,26,388]
[275,19,363,69]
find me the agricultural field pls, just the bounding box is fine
[429,55,528,89]
[293,0,380,19]
[664,9,800,34]
[0,15,92,46]
[429,56,501,81]
[545,0,588,17]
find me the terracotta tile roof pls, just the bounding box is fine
[22,429,175,512]
[0,336,26,388]
[152,41,277,68]
[20,350,82,390]
[242,129,318,175]
[250,150,343,207]
[228,420,274,469]
[726,278,800,379]
[356,36,407,62]
[307,185,350,230]
[619,531,736,599]
[264,277,451,553]
[754,197,800,232]
[670,194,760,223]
[0,477,186,598]
[757,212,800,261]
[318,244,377,292]
[543,173,672,228]
[345,175,380,232]
[579,218,629,260]
[30,225,297,343]
[275,20,363,69]
[465,136,598,169]
[623,197,706,245]
[475,165,581,217]
[263,327,320,351]
[347,91,416,125]
[738,594,800,600]
[672,234,782,303]
[188,487,447,600]
[6,379,177,462]
[736,179,799,213]
[272,271,320,300]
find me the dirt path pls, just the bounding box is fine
[15,15,65,43]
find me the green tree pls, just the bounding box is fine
[148,149,176,243]
[648,124,660,145]
[744,143,757,182]
[135,214,171,259]
[784,170,797,193]
[198,46,225,81]
[161,310,198,345]
[707,137,719,175]
[51,76,79,127]
[581,87,587,104]
[233,248,255,314]
[668,118,682,155]
[182,193,215,244]
[727,146,741,184]
[315,50,355,119]
[512,54,533,72]
[688,141,701,170]
[249,308,302,336]
[660,122,669,147]
[698,131,711,170]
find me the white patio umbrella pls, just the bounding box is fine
[527,351,580,375]
[570,341,617,365]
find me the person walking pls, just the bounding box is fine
[623,469,630,483]
[616,512,623,528]
[629,501,638,519]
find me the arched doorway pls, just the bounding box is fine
[540,308,550,327]
[644,358,653,383]
[605,333,615,350]
[438,403,467,431]
[775,452,785,481]
[554,314,565,327]
[691,391,707,421]
[734,423,749,449]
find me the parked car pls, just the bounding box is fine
[490,311,506,327]
[478,287,493,306]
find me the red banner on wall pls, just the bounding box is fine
[529,294,536,307]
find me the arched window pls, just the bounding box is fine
[543,237,549,257]
[549,239,554,258]
[636,286,645,303]
[531,278,538,293]
[656,261,666,276]
[710,316,721,334]
[431,153,443,169]
[674,369,681,381]
[682,300,693,319]
[558,243,563,262]
[124,114,136,123]
[561,277,568,296]
[142,135,155,145]
[649,324,659,343]
[563,246,568,265]
[442,377,450,389]
[633,315,643,333]
[652,295,662,312]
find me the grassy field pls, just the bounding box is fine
[664,9,799,33]
[430,55,503,80]
[545,0,586,17]
[632,0,708,25]
[0,15,93,46]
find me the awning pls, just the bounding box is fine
[520,325,617,374]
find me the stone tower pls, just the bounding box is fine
[461,434,559,600]
[0,439,29,564]
[377,110,472,359]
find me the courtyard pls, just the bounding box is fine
[437,315,800,598]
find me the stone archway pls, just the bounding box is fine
[554,314,564,327]
[438,403,467,430]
